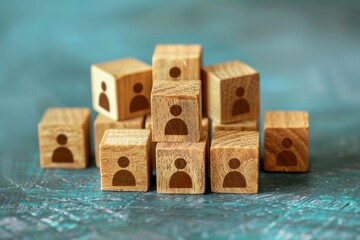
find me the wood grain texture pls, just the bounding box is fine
[211,131,259,193]
[38,108,91,169]
[94,114,144,167]
[100,129,151,192]
[91,58,152,121]
[212,119,259,132]
[202,60,259,123]
[151,80,202,142]
[152,44,202,80]
[264,111,309,172]
[156,132,207,194]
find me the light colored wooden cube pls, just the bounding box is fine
[100,129,151,192]
[152,44,202,80]
[91,58,152,121]
[94,114,144,167]
[156,132,208,194]
[38,108,90,169]
[151,80,202,142]
[264,111,309,172]
[212,119,259,133]
[203,60,259,123]
[211,131,259,194]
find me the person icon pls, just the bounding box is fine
[99,81,110,112]
[169,66,181,78]
[232,87,250,116]
[223,158,246,188]
[129,83,149,113]
[165,105,188,135]
[52,134,74,163]
[169,158,192,188]
[112,157,136,186]
[276,138,297,166]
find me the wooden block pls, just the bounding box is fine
[100,129,151,192]
[211,131,259,194]
[91,58,152,121]
[151,80,202,142]
[156,132,208,194]
[38,108,90,169]
[152,44,202,80]
[144,114,157,172]
[202,60,259,123]
[212,119,259,132]
[264,111,309,172]
[94,114,144,167]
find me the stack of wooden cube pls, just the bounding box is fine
[38,43,309,195]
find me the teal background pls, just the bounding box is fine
[1,0,360,239]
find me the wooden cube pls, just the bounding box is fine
[91,58,152,121]
[152,44,202,80]
[94,114,144,167]
[100,129,151,192]
[212,119,259,133]
[203,60,259,123]
[38,108,90,169]
[156,132,208,194]
[264,111,309,172]
[151,80,202,142]
[211,131,259,194]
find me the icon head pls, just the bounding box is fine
[101,81,107,92]
[170,105,182,117]
[169,66,181,78]
[228,158,240,169]
[282,138,292,148]
[236,87,245,97]
[57,134,68,145]
[174,158,187,170]
[118,156,130,168]
[133,83,143,94]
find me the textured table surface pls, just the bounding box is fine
[1,1,360,239]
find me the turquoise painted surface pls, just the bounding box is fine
[1,0,360,239]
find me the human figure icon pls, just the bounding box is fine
[165,105,188,135]
[129,83,149,113]
[99,81,110,111]
[169,158,192,188]
[52,134,74,163]
[276,138,297,166]
[223,158,246,188]
[169,66,181,78]
[112,157,136,186]
[232,87,250,116]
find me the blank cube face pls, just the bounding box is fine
[203,60,259,123]
[264,111,309,172]
[91,58,152,120]
[38,108,90,169]
[211,131,259,194]
[93,114,144,167]
[152,44,202,80]
[100,129,151,192]
[151,80,202,142]
[156,133,207,194]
